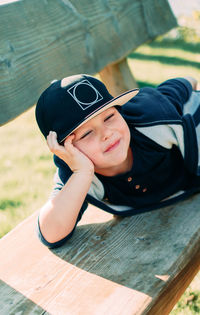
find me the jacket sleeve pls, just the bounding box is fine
[121,78,195,160]
[121,79,189,126]
[36,201,88,249]
[156,78,193,115]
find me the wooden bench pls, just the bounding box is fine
[0,196,199,314]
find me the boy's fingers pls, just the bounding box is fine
[47,131,56,142]
[49,131,57,142]
[64,134,75,147]
[47,131,54,147]
[47,132,53,147]
[47,131,62,151]
[65,134,75,142]
[47,132,77,157]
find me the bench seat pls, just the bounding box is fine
[0,193,199,314]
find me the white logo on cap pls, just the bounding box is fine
[67,80,103,110]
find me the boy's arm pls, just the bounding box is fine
[39,169,93,244]
[38,132,94,244]
[183,76,198,90]
[156,76,199,115]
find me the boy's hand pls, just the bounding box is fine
[184,76,198,90]
[47,131,94,174]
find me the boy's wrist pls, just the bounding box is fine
[73,167,94,177]
[184,76,198,90]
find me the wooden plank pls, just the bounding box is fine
[0,0,177,125]
[0,193,199,314]
[99,58,138,97]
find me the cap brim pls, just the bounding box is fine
[60,88,139,143]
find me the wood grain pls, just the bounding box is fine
[0,0,177,125]
[99,58,138,97]
[0,193,199,314]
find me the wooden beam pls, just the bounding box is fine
[99,58,138,97]
[0,0,177,125]
[146,247,200,314]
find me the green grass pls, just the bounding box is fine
[0,109,56,237]
[128,38,200,88]
[0,30,200,313]
[171,289,200,314]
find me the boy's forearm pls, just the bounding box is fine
[183,76,198,90]
[39,169,94,243]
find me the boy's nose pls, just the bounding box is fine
[101,127,113,141]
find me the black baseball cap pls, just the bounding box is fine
[35,74,139,143]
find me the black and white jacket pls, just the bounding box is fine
[37,78,200,248]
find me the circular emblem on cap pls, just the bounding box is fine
[67,80,103,110]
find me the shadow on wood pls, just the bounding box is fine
[52,194,200,293]
[1,192,199,314]
[0,280,47,314]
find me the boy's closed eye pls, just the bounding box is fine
[78,111,115,140]
[104,113,114,121]
[80,130,92,139]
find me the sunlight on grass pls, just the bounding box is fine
[128,40,200,88]
[171,289,200,314]
[134,45,200,62]
[128,58,200,87]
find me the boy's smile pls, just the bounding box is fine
[104,139,121,153]
[70,107,133,176]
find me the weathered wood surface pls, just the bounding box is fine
[0,194,199,315]
[0,0,177,125]
[99,58,138,96]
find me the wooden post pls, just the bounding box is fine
[99,58,138,97]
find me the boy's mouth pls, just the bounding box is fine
[104,139,120,152]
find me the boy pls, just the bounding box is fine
[35,74,200,248]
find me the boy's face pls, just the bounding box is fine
[71,107,131,175]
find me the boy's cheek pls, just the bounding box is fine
[81,149,99,164]
[73,143,91,158]
[73,141,100,163]
[83,151,97,166]
[72,137,81,147]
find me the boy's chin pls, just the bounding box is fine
[95,157,128,172]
